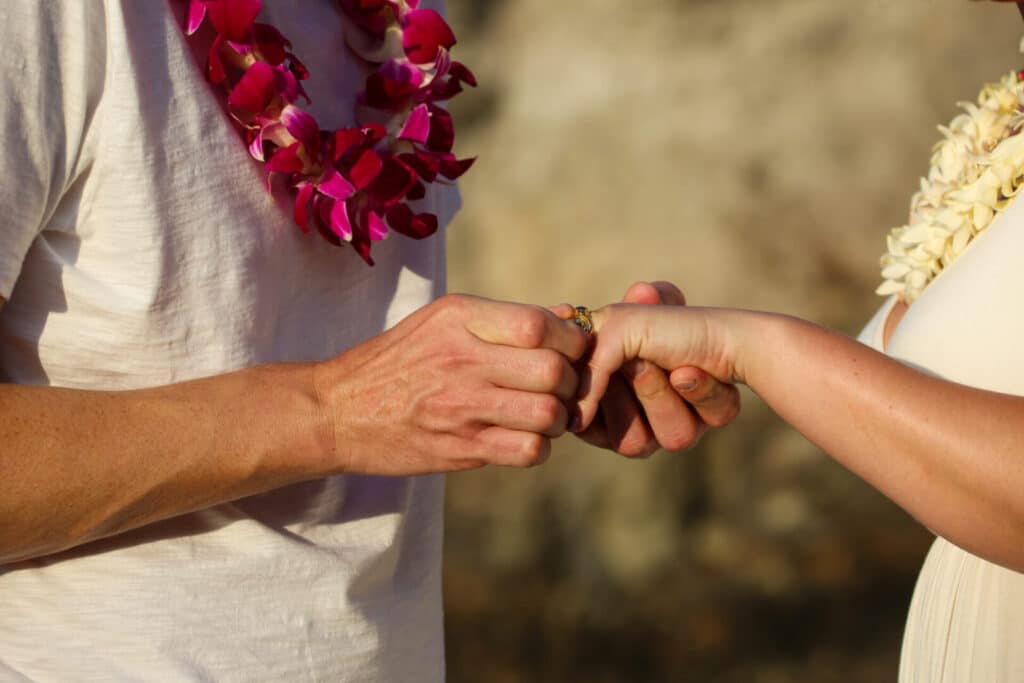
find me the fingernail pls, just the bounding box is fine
[674,379,699,393]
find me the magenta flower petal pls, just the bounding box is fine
[280,104,319,152]
[400,151,440,182]
[339,0,392,36]
[382,59,425,88]
[402,9,456,64]
[427,62,477,102]
[266,142,305,174]
[398,104,430,144]
[293,182,314,233]
[311,195,341,245]
[329,199,354,241]
[406,180,426,201]
[364,60,423,109]
[366,155,417,206]
[349,149,384,189]
[333,128,365,159]
[289,53,310,83]
[449,61,477,88]
[253,23,289,65]
[228,61,276,117]
[362,123,387,143]
[425,105,453,152]
[352,236,374,265]
[386,203,438,239]
[439,155,475,180]
[367,210,389,241]
[432,48,452,80]
[207,36,227,84]
[274,66,301,104]
[247,127,264,160]
[318,168,357,201]
[207,0,262,43]
[186,0,208,35]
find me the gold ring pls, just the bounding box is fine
[572,305,593,335]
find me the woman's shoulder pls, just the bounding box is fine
[884,194,1024,393]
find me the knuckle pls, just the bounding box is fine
[517,433,550,467]
[661,427,700,452]
[534,395,566,430]
[436,345,467,370]
[705,397,741,428]
[515,308,549,348]
[538,350,569,389]
[436,293,471,320]
[421,392,465,429]
[617,432,657,459]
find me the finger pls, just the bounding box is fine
[574,409,611,450]
[548,302,576,320]
[578,303,704,432]
[476,388,569,437]
[574,318,629,431]
[465,300,588,362]
[600,372,658,458]
[484,346,579,401]
[650,281,686,306]
[622,281,686,307]
[623,360,705,452]
[472,426,552,468]
[670,367,742,429]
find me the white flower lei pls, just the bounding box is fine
[878,61,1024,303]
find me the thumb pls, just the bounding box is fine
[622,281,686,307]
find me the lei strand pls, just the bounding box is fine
[184,0,476,265]
[878,66,1024,302]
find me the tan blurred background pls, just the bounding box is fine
[440,1,1021,680]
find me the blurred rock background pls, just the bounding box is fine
[440,1,1021,680]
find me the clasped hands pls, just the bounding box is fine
[314,281,740,476]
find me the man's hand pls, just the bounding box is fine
[562,282,740,457]
[315,294,589,475]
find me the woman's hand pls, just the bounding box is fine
[574,304,743,435]
[563,283,741,456]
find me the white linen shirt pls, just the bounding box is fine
[0,2,457,680]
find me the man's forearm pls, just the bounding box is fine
[0,362,333,564]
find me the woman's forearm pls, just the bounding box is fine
[585,304,1024,570]
[0,363,333,564]
[733,311,1024,571]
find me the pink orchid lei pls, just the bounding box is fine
[185,0,476,265]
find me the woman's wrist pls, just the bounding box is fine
[713,309,804,388]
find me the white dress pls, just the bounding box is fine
[858,190,1024,681]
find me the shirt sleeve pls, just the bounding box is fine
[0,4,106,299]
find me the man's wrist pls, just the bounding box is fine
[242,362,342,482]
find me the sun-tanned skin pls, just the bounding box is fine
[0,285,739,564]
